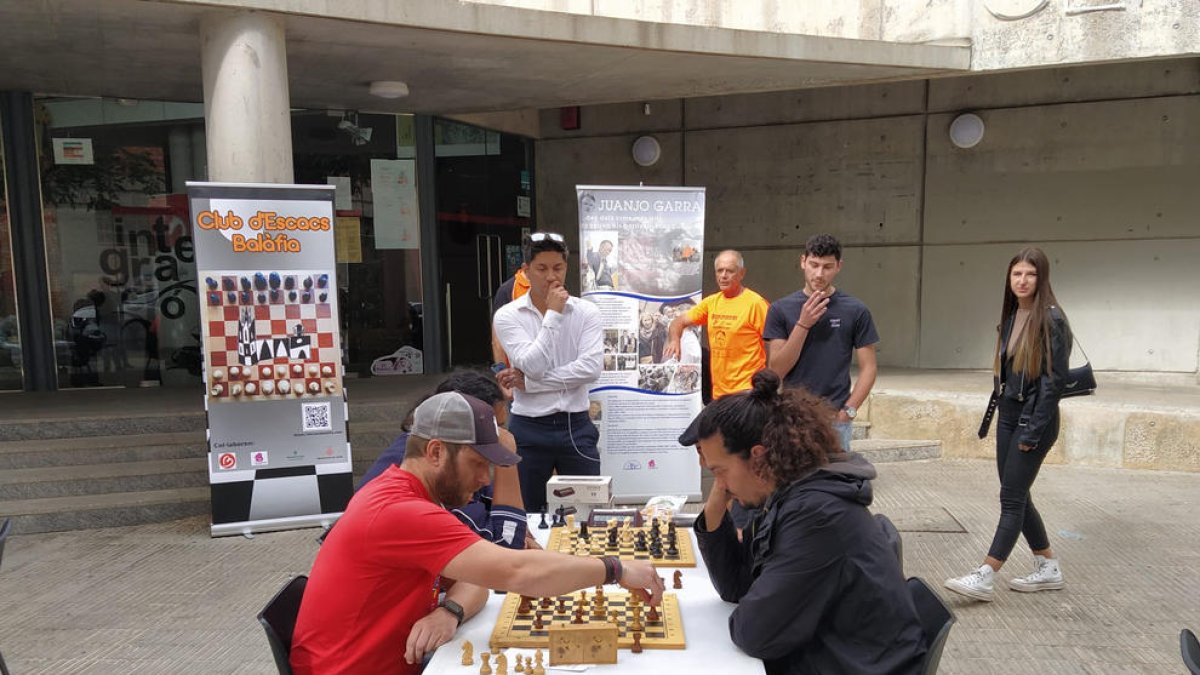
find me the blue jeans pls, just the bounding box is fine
[834,420,854,452]
[508,411,600,512]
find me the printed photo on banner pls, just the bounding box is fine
[637,363,701,394]
[582,230,619,292]
[637,298,700,365]
[200,269,341,402]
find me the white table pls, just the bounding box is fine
[422,516,765,675]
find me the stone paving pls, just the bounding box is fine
[0,458,1197,674]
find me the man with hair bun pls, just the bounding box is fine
[685,369,925,675]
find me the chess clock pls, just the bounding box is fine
[586,508,642,528]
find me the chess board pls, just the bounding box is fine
[489,591,685,651]
[201,270,342,402]
[546,526,697,567]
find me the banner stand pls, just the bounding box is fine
[188,182,353,537]
[577,185,706,503]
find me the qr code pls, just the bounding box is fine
[302,402,332,432]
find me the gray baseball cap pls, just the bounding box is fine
[410,392,521,466]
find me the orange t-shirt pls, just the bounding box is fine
[688,288,769,398]
[512,268,530,301]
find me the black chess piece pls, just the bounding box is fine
[269,271,282,289]
[318,273,329,288]
[579,522,590,540]
[288,290,298,302]
[606,526,618,548]
[284,275,296,290]
[222,277,236,291]
[205,277,218,290]
[635,531,647,552]
[226,291,236,304]
[254,272,267,290]
[239,290,251,304]
[240,276,251,291]
[666,541,679,557]
[538,507,549,529]
[303,275,314,289]
[256,292,266,304]
[207,292,221,306]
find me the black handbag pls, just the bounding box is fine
[1061,340,1096,398]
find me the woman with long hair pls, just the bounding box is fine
[690,369,926,674]
[946,247,1072,601]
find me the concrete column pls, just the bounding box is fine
[200,11,293,183]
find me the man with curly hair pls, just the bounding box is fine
[685,368,925,675]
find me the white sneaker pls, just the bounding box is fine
[944,565,995,601]
[1009,555,1064,593]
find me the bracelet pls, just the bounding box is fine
[601,556,623,585]
[797,322,813,330]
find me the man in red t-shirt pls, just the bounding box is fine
[291,391,665,675]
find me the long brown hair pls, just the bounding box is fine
[994,247,1066,378]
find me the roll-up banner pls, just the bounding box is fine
[577,185,705,503]
[187,182,352,537]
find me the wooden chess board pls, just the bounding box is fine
[489,591,685,651]
[545,525,697,567]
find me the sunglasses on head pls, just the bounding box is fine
[528,232,565,243]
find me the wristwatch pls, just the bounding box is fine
[843,406,858,419]
[438,598,465,626]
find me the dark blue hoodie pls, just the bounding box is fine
[695,451,926,675]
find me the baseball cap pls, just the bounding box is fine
[678,413,702,447]
[410,392,522,466]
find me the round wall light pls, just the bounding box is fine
[949,113,985,149]
[369,81,410,99]
[631,135,661,167]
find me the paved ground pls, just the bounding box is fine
[1,458,1197,674]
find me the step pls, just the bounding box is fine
[0,457,208,500]
[851,420,870,441]
[0,431,209,470]
[0,398,410,442]
[0,487,211,535]
[851,438,942,463]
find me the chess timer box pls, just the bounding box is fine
[546,475,612,519]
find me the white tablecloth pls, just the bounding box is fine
[421,516,765,675]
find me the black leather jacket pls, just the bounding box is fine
[995,306,1071,450]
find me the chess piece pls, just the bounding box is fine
[673,570,683,589]
[631,632,644,654]
[610,610,621,628]
[630,606,644,633]
[518,596,533,614]
[480,652,492,675]
[462,641,474,666]
[666,541,679,557]
[579,521,589,540]
[515,654,525,673]
[565,514,576,530]
[533,613,544,630]
[556,598,567,613]
[496,652,508,675]
[606,525,619,548]
[532,650,545,675]
[540,596,552,609]
[647,604,659,623]
[573,607,585,624]
[538,506,549,529]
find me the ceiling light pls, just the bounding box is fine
[369,81,410,99]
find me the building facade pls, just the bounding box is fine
[1,0,1197,391]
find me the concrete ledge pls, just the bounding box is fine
[867,383,1200,472]
[852,438,942,463]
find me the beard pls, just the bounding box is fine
[431,458,472,508]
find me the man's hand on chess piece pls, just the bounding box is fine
[404,604,460,664]
[617,560,665,606]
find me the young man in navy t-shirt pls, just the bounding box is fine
[764,234,879,453]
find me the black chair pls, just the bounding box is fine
[1182,628,1200,675]
[258,575,308,675]
[874,513,903,575]
[0,517,11,570]
[0,517,10,675]
[907,576,955,675]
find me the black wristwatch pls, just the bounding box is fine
[438,598,465,626]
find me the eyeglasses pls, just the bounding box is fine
[528,232,565,243]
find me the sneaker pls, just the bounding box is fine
[1008,555,1064,593]
[944,565,995,601]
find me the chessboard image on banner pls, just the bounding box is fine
[201,269,342,402]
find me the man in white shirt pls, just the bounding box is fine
[493,232,604,511]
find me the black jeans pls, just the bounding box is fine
[986,398,1058,561]
[508,411,600,512]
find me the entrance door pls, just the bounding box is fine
[434,119,532,368]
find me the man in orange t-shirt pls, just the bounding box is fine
[664,250,768,399]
